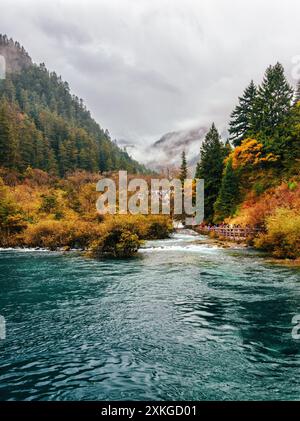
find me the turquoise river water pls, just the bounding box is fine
[0,231,299,400]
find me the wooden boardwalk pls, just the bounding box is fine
[195,226,263,240]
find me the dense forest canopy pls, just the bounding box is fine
[0,34,148,176]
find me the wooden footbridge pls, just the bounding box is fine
[195,225,263,240]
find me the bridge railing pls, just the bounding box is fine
[195,226,263,240]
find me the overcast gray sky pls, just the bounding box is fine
[1,0,300,160]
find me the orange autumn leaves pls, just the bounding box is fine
[228,139,278,170]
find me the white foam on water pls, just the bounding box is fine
[141,231,221,254]
[0,247,53,253]
[140,244,220,253]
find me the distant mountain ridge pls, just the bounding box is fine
[0,34,148,176]
[153,126,207,150]
[143,125,207,171]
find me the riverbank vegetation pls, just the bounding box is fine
[0,169,173,256]
[194,63,300,259]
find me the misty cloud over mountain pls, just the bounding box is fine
[119,125,208,172]
[1,0,300,167]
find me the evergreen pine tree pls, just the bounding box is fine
[180,150,187,184]
[255,63,293,136]
[213,158,240,223]
[195,123,227,222]
[229,80,257,146]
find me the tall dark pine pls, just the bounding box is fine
[229,80,257,146]
[213,158,240,223]
[179,150,187,184]
[255,62,293,136]
[195,123,227,222]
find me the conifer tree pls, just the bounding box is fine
[229,80,257,146]
[255,63,293,136]
[213,158,240,223]
[180,150,188,184]
[195,123,227,222]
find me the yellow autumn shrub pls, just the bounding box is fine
[102,214,173,240]
[254,208,300,259]
[23,219,102,250]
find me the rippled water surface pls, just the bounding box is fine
[0,232,300,400]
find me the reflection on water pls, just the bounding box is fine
[0,231,300,400]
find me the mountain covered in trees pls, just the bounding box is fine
[0,34,147,176]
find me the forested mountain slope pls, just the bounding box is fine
[0,34,147,175]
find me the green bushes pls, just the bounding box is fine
[145,215,174,239]
[89,226,142,258]
[254,208,300,259]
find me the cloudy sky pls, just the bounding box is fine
[1,0,300,162]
